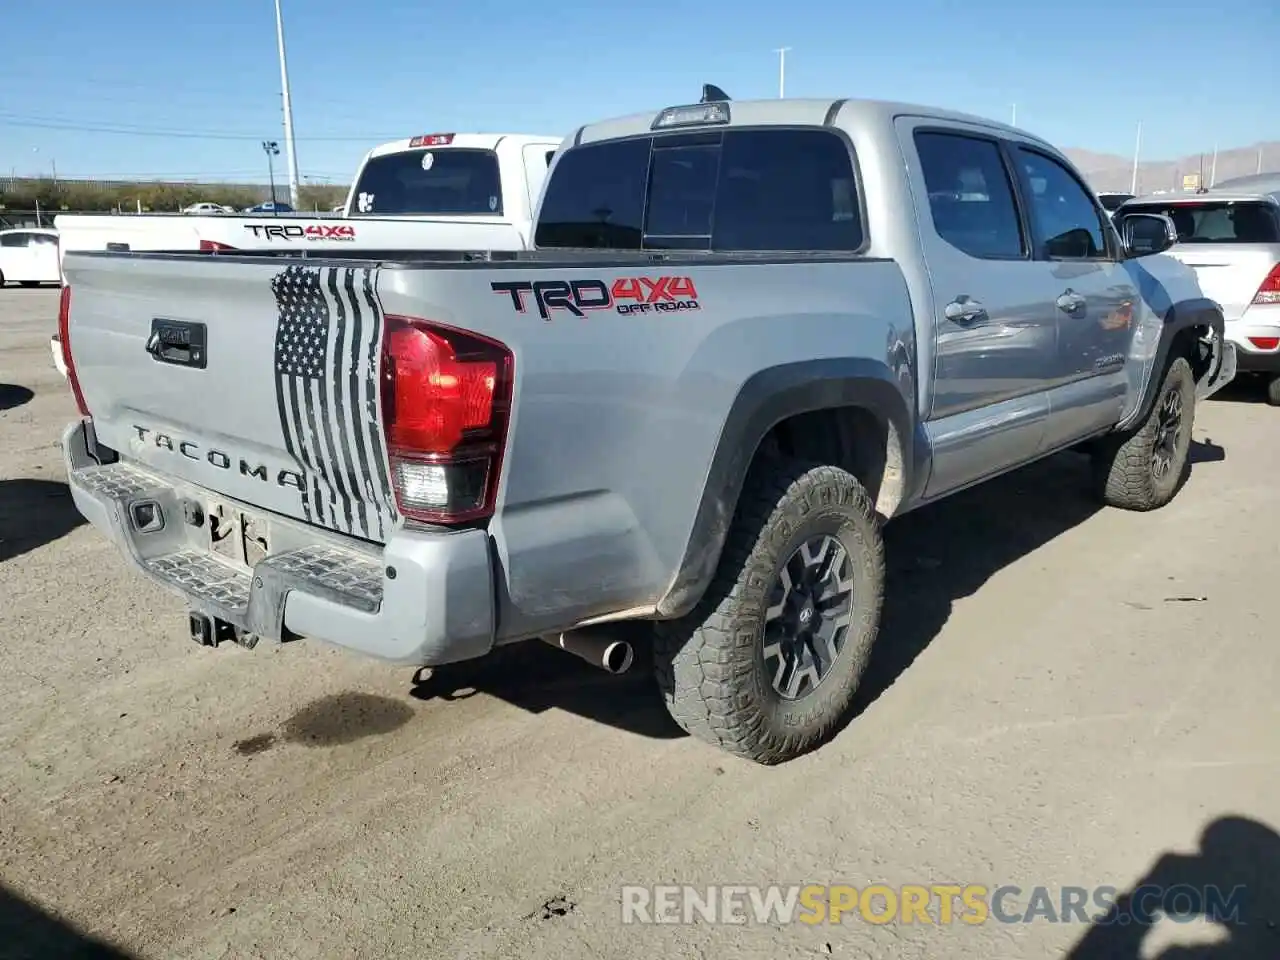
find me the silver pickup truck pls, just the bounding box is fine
[57,92,1236,764]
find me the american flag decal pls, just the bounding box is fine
[269,263,396,540]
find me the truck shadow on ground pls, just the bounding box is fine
[0,882,135,959]
[1061,814,1280,959]
[1207,377,1273,405]
[409,441,1227,744]
[850,439,1224,720]
[408,636,686,741]
[0,384,34,411]
[0,479,86,564]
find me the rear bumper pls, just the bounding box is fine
[1225,307,1280,374]
[51,335,67,378]
[61,419,496,666]
[1198,340,1238,400]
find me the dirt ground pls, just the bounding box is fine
[2,287,1278,960]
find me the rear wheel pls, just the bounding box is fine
[1091,356,1196,511]
[653,459,884,764]
[1267,374,1280,407]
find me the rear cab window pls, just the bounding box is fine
[534,127,863,252]
[350,148,503,216]
[1120,201,1280,244]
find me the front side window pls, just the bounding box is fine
[534,128,863,252]
[349,148,503,216]
[1015,148,1110,259]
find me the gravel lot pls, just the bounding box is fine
[2,287,1278,960]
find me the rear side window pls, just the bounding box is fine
[914,131,1025,259]
[349,148,503,216]
[534,128,863,252]
[1121,201,1279,243]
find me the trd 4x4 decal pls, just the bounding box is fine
[490,276,700,321]
[245,223,357,241]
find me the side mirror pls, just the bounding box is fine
[1115,212,1179,258]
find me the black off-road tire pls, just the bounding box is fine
[1091,356,1196,511]
[1266,374,1280,407]
[653,459,885,765]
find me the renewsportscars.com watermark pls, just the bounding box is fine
[620,884,1248,926]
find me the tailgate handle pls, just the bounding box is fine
[146,319,207,369]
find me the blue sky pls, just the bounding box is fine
[2,0,1277,183]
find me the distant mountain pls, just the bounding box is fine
[1064,142,1280,195]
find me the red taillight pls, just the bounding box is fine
[380,316,513,524]
[1253,263,1280,305]
[57,285,90,417]
[1247,336,1280,351]
[199,239,235,252]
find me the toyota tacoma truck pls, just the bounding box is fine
[57,91,1236,765]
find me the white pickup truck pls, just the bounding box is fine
[49,132,562,374]
[53,132,563,256]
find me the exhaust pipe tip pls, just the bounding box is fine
[601,640,635,675]
[544,628,637,675]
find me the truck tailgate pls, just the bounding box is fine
[63,253,397,543]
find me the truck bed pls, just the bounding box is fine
[59,245,914,653]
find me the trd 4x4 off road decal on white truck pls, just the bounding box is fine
[246,223,359,242]
[269,263,396,539]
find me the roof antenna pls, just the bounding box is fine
[701,84,730,103]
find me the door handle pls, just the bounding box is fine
[1056,289,1086,313]
[944,298,988,324]
[146,319,207,369]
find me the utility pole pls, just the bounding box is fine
[1259,146,1265,175]
[274,0,301,210]
[1210,142,1218,187]
[1010,103,1017,126]
[262,140,281,210]
[774,47,791,98]
[1130,121,1142,195]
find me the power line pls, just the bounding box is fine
[2,93,389,126]
[0,113,395,142]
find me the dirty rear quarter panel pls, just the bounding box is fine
[377,257,915,640]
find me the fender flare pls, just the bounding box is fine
[1117,296,1224,432]
[656,358,914,618]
